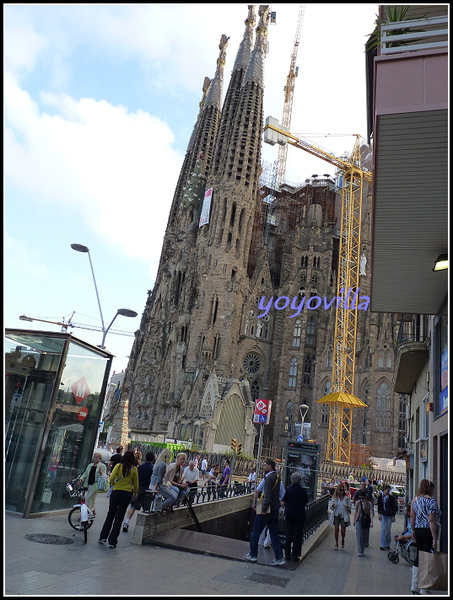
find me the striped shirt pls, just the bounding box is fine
[413,496,441,528]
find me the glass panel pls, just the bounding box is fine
[5,334,65,513]
[30,339,109,513]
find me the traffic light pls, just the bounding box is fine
[236,443,242,456]
[231,438,237,451]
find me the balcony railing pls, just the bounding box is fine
[381,15,448,55]
[395,314,430,359]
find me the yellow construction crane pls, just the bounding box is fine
[263,118,371,465]
[275,5,305,190]
[19,314,135,337]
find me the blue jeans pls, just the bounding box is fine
[380,515,393,548]
[157,483,178,509]
[355,520,368,554]
[249,511,283,560]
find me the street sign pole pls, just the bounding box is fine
[256,423,263,478]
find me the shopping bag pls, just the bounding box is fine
[418,550,448,591]
[96,474,108,493]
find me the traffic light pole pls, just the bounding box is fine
[256,424,263,479]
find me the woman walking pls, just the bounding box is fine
[353,490,373,556]
[99,450,138,548]
[79,452,107,516]
[329,482,352,549]
[410,479,441,594]
[149,449,178,512]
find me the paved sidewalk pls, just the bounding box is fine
[4,494,448,596]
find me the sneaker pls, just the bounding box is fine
[123,523,129,532]
[358,553,362,557]
[109,544,117,549]
[243,553,257,562]
[98,539,107,545]
[270,557,286,566]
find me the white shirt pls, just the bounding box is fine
[183,466,199,483]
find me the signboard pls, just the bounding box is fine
[440,350,448,415]
[253,398,272,424]
[199,187,213,227]
[285,440,320,501]
[71,376,91,404]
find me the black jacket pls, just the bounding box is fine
[377,492,397,517]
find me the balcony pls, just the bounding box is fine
[380,15,448,55]
[393,315,429,394]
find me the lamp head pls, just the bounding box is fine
[433,254,448,272]
[117,308,138,318]
[71,243,90,253]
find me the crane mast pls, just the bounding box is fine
[275,5,305,190]
[264,118,371,465]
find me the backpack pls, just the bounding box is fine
[360,501,371,528]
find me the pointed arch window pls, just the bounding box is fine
[289,358,297,388]
[306,317,316,346]
[376,380,391,430]
[292,319,301,348]
[303,355,313,385]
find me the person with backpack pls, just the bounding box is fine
[353,490,373,556]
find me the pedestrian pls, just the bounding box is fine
[254,470,285,549]
[149,449,178,513]
[247,467,257,491]
[122,451,155,532]
[244,458,286,566]
[281,471,308,562]
[98,450,138,548]
[183,460,199,503]
[166,452,188,508]
[353,480,375,549]
[329,482,352,549]
[218,458,231,497]
[108,446,123,474]
[200,456,208,479]
[79,452,107,516]
[410,479,441,595]
[321,478,329,496]
[377,484,398,550]
[134,449,142,465]
[353,490,373,557]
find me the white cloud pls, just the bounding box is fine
[4,234,49,280]
[5,73,183,263]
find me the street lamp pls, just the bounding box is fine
[299,404,309,441]
[71,243,138,348]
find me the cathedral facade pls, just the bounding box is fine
[118,6,405,461]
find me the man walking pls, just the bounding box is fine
[244,459,285,566]
[377,484,398,549]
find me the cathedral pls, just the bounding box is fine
[116,6,405,461]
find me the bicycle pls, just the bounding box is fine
[66,477,95,543]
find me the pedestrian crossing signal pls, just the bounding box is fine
[231,438,237,451]
[236,443,242,456]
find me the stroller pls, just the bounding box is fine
[387,534,418,565]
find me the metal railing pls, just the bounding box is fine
[395,314,430,358]
[380,16,448,55]
[302,494,330,540]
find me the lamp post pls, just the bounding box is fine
[299,403,309,441]
[71,243,137,348]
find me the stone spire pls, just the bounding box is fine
[204,34,229,110]
[243,5,269,87]
[233,5,256,73]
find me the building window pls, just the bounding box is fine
[289,358,297,388]
[243,353,261,375]
[303,355,313,385]
[321,404,329,426]
[376,380,391,430]
[386,351,392,369]
[251,380,260,402]
[284,401,293,434]
[306,317,316,346]
[292,319,301,347]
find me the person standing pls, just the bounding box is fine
[122,452,155,532]
[410,479,441,595]
[200,456,208,480]
[244,459,286,566]
[218,458,231,498]
[329,483,353,549]
[108,446,123,474]
[247,467,257,491]
[377,484,398,550]
[99,450,138,548]
[353,490,373,556]
[281,471,308,562]
[79,452,107,516]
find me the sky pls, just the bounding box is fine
[4,3,379,376]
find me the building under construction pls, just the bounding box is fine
[115,6,405,461]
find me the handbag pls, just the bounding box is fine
[418,550,448,591]
[107,474,124,498]
[96,473,108,493]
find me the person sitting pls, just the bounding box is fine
[395,504,413,542]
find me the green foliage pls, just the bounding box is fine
[366,5,425,53]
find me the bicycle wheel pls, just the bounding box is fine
[68,507,82,530]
